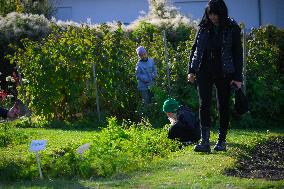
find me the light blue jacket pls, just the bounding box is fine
[135,58,157,90]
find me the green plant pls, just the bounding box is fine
[0,124,283,187]
[87,117,179,176]
[0,0,55,18]
[0,117,179,180]
[0,123,29,148]
[0,0,17,16]
[0,12,51,98]
[6,14,283,129]
[10,21,198,122]
[13,25,97,119]
[245,25,284,127]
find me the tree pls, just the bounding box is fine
[148,0,179,19]
[0,0,55,19]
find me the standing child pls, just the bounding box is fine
[135,46,157,104]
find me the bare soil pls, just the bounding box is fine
[226,136,284,180]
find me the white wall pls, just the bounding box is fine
[172,0,284,29]
[172,0,260,28]
[172,0,208,21]
[227,0,284,28]
[53,0,149,24]
[226,0,259,28]
[261,0,284,28]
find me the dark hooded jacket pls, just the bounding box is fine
[168,105,201,142]
[188,18,243,81]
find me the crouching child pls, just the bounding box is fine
[163,98,201,145]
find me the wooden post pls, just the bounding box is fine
[162,30,171,96]
[15,61,29,117]
[92,63,101,121]
[242,28,247,94]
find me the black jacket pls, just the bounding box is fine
[168,106,201,142]
[0,107,8,119]
[188,18,243,82]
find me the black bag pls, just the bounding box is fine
[232,84,249,115]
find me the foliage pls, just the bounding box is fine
[2,12,282,129]
[0,0,17,17]
[2,1,199,123]
[0,122,29,148]
[21,0,55,19]
[0,117,179,180]
[16,25,95,119]
[0,12,50,42]
[0,12,51,96]
[245,25,284,126]
[0,0,55,18]
[12,24,132,120]
[0,120,283,187]
[0,12,50,61]
[11,21,198,122]
[0,12,51,60]
[0,141,84,180]
[128,0,197,47]
[86,117,179,176]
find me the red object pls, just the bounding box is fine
[0,90,8,102]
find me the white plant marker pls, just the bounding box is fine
[29,140,47,179]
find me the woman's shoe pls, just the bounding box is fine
[194,141,211,152]
[194,127,211,153]
[213,141,226,151]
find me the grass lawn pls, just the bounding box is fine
[0,126,283,189]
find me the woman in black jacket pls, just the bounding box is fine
[187,0,243,152]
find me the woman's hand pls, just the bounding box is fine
[168,117,176,125]
[187,73,196,83]
[231,80,242,89]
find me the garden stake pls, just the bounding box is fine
[162,30,172,96]
[92,62,101,122]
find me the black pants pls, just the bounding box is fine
[197,71,231,141]
[168,123,201,143]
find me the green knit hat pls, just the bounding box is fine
[163,98,179,113]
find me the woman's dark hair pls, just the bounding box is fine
[199,0,229,28]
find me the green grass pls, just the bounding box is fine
[0,125,283,189]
